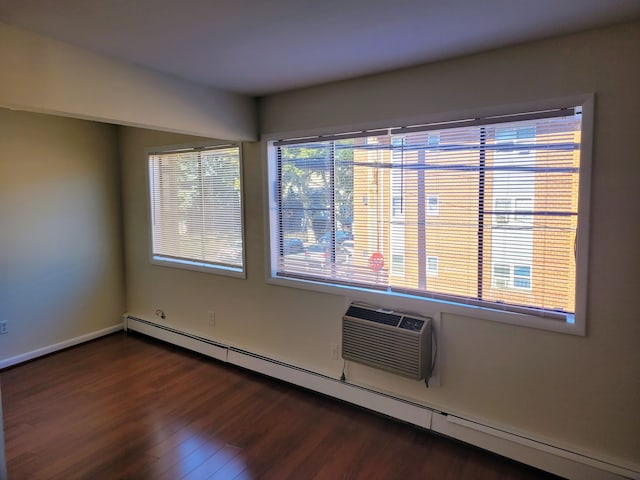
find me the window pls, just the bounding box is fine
[426,195,439,215]
[391,254,405,275]
[514,198,533,223]
[148,144,244,277]
[513,265,532,289]
[494,198,512,224]
[493,264,510,288]
[427,256,439,276]
[392,196,403,217]
[492,264,531,290]
[268,104,589,332]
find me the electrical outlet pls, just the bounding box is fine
[0,320,8,335]
[208,310,216,327]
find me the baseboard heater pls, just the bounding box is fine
[125,315,432,428]
[124,315,639,480]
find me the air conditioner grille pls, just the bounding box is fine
[342,303,432,380]
[343,323,418,348]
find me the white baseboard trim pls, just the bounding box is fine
[125,315,430,428]
[125,315,639,480]
[0,324,123,370]
[124,315,227,362]
[432,413,638,480]
[227,349,432,429]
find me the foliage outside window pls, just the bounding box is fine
[148,144,244,276]
[269,107,585,326]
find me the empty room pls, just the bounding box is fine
[0,1,639,479]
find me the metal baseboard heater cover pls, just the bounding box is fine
[342,303,432,380]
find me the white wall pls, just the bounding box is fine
[0,109,125,361]
[121,21,640,470]
[0,22,257,141]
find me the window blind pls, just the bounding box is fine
[149,145,244,272]
[273,108,582,319]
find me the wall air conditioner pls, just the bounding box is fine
[342,303,432,380]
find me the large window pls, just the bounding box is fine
[267,105,589,331]
[148,144,244,277]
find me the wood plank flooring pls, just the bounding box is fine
[0,332,561,479]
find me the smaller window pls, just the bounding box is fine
[427,256,439,276]
[148,143,244,277]
[426,195,439,215]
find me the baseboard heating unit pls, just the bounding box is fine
[124,314,639,480]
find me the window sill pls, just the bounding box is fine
[266,274,584,336]
[152,256,246,279]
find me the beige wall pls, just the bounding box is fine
[0,109,125,360]
[0,386,5,480]
[0,22,257,141]
[122,22,640,468]
[120,128,346,369]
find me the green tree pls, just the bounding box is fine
[280,140,354,243]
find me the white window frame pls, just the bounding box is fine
[264,95,593,335]
[147,141,246,278]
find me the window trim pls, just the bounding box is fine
[146,141,246,279]
[263,95,593,335]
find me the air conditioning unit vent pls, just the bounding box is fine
[342,303,432,380]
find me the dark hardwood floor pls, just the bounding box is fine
[0,332,561,479]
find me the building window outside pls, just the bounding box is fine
[148,144,244,276]
[427,256,439,276]
[392,196,403,217]
[391,254,405,275]
[494,198,512,224]
[269,106,584,326]
[492,264,532,290]
[514,198,533,223]
[426,195,439,216]
[493,264,510,288]
[513,265,532,289]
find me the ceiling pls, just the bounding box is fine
[1,0,639,96]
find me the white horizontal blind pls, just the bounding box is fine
[149,145,243,271]
[274,109,582,319]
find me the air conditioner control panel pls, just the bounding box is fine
[399,317,425,332]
